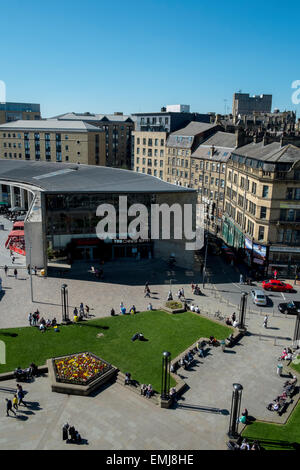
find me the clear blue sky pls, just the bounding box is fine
[1,0,299,117]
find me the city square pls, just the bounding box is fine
[1,0,300,455]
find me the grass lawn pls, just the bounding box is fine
[0,310,231,391]
[242,357,300,450]
[242,403,300,450]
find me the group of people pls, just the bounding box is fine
[73,303,90,322]
[267,376,297,413]
[278,347,293,365]
[140,383,153,398]
[230,437,261,451]
[225,312,239,328]
[62,423,82,444]
[190,304,200,313]
[177,288,185,300]
[14,363,38,381]
[179,351,194,369]
[191,283,201,295]
[6,383,27,417]
[3,265,18,279]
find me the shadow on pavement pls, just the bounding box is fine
[176,403,229,414]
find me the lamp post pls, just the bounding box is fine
[239,292,248,330]
[228,383,243,438]
[61,283,69,323]
[202,233,208,289]
[29,244,33,303]
[293,312,300,349]
[161,351,171,401]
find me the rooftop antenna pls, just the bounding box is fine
[224,99,228,115]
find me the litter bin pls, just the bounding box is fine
[277,363,283,376]
[221,340,226,352]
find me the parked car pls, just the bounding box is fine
[262,279,294,293]
[278,301,300,314]
[251,289,267,306]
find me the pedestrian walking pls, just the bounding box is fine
[144,286,151,298]
[12,256,15,264]
[4,265,8,276]
[28,312,32,326]
[27,264,31,275]
[12,394,18,411]
[263,315,269,328]
[274,269,278,280]
[14,268,18,279]
[34,266,37,275]
[17,384,26,407]
[240,274,244,285]
[6,399,16,417]
[85,305,90,317]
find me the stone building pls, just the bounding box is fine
[232,93,272,116]
[51,112,135,169]
[0,102,41,124]
[0,119,106,166]
[222,140,300,276]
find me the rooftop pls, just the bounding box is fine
[232,142,300,163]
[52,112,134,123]
[0,119,102,132]
[191,131,236,161]
[0,160,195,194]
[166,122,218,149]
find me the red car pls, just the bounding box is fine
[262,279,294,293]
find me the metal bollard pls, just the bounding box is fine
[274,337,277,346]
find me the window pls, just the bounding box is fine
[262,185,269,198]
[137,138,140,145]
[295,188,300,200]
[148,139,152,146]
[160,139,164,146]
[258,226,265,241]
[233,173,237,184]
[251,182,257,195]
[136,148,140,155]
[154,139,158,146]
[260,206,267,219]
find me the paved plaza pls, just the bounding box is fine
[0,240,299,450]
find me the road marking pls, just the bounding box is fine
[281,292,286,301]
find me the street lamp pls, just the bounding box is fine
[202,233,209,289]
[61,283,69,323]
[161,351,171,400]
[239,292,248,330]
[228,383,243,438]
[293,312,300,349]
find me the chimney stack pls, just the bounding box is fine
[235,129,245,148]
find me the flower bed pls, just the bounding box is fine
[54,352,111,386]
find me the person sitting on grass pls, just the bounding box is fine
[147,303,153,311]
[225,317,232,326]
[39,323,46,333]
[194,306,200,313]
[190,304,195,312]
[130,305,136,315]
[140,384,147,396]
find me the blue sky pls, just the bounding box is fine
[1,0,299,117]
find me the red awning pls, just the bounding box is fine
[8,230,24,237]
[13,222,24,229]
